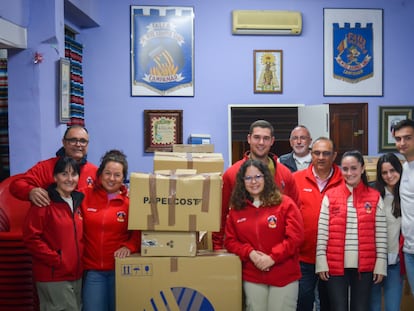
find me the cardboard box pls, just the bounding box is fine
[141,231,197,257]
[129,172,222,231]
[153,151,224,174]
[173,144,214,153]
[188,134,211,144]
[116,253,242,311]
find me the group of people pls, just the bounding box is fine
[213,119,414,311]
[9,118,414,311]
[10,125,139,311]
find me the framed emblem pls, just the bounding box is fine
[130,6,194,96]
[323,8,383,96]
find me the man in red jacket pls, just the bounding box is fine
[293,137,343,311]
[212,119,300,250]
[10,125,97,207]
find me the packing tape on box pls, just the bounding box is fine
[170,257,178,272]
[146,173,212,231]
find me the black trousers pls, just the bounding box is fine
[327,269,373,311]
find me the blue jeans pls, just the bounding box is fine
[82,270,115,311]
[370,263,403,311]
[404,252,414,296]
[297,262,318,311]
[297,262,329,311]
[328,269,372,311]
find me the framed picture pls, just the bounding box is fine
[323,8,383,96]
[59,58,71,123]
[144,110,183,152]
[130,6,194,97]
[254,50,282,93]
[379,106,413,152]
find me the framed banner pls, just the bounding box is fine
[379,106,413,153]
[130,6,194,96]
[323,8,383,96]
[144,110,183,152]
[253,50,283,94]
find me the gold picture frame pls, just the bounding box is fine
[144,110,183,152]
[253,50,283,94]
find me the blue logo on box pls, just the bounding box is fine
[148,287,214,311]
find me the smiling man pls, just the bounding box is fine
[293,137,343,311]
[393,118,414,296]
[279,125,313,173]
[212,119,300,250]
[10,125,97,207]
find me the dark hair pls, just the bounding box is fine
[53,156,80,176]
[392,118,414,134]
[312,136,336,150]
[63,125,89,139]
[97,149,128,181]
[230,159,281,210]
[375,153,402,218]
[249,120,274,136]
[341,150,369,186]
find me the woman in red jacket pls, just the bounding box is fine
[81,150,140,311]
[23,156,84,311]
[224,159,304,311]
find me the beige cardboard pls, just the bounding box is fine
[129,172,222,231]
[116,253,242,311]
[153,152,224,173]
[173,144,214,153]
[141,231,197,257]
[402,279,414,311]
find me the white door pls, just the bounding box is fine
[298,105,330,141]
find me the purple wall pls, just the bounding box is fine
[5,0,414,175]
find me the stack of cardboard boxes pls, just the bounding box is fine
[115,148,242,310]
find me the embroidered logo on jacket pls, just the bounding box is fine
[117,211,127,222]
[267,215,277,228]
[364,202,372,214]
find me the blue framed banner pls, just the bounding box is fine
[130,6,194,96]
[323,8,383,96]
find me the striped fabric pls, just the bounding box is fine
[65,36,85,126]
[0,59,9,180]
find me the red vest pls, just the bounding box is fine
[325,182,380,275]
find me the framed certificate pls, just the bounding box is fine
[144,110,183,152]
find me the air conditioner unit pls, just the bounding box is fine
[232,10,302,35]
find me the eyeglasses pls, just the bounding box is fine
[290,136,310,141]
[64,138,89,146]
[244,174,264,183]
[311,150,333,157]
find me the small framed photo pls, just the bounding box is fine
[254,50,282,94]
[379,106,413,152]
[59,58,71,123]
[144,110,183,152]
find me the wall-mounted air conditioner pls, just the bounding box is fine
[232,10,302,35]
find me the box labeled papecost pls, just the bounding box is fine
[128,172,222,231]
[141,231,197,257]
[153,151,224,174]
[116,252,242,311]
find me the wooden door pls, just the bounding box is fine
[329,103,368,165]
